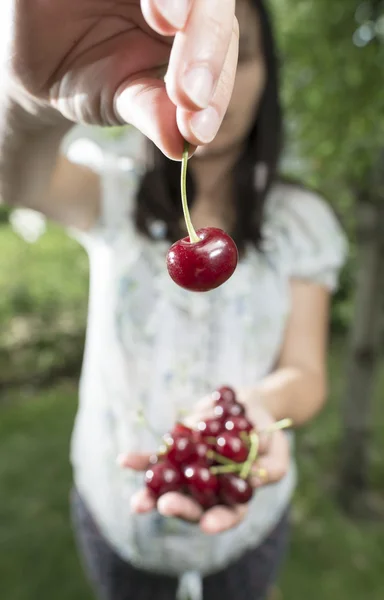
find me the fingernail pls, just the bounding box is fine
[155,0,189,29]
[190,107,221,143]
[183,66,214,109]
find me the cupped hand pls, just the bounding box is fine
[3,0,238,158]
[119,395,290,535]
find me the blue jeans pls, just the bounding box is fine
[70,488,289,600]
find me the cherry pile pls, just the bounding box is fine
[145,386,291,509]
[166,142,238,292]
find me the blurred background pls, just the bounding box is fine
[1,0,384,598]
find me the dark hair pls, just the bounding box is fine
[135,0,283,255]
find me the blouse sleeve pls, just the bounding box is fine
[61,125,146,243]
[266,183,349,292]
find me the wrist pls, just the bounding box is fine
[0,72,70,132]
[237,385,287,423]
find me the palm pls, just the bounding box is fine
[5,0,239,157]
[14,0,171,122]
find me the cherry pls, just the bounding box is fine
[224,415,253,435]
[145,461,184,499]
[195,439,214,466]
[214,399,245,420]
[215,433,249,463]
[166,142,238,292]
[164,433,197,467]
[197,418,225,438]
[171,422,194,437]
[183,463,220,509]
[213,386,237,404]
[219,474,253,505]
[167,228,238,293]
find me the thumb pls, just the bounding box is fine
[115,74,190,160]
[117,452,153,471]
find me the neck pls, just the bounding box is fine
[190,143,243,201]
[181,142,246,233]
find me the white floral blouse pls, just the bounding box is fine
[64,127,347,582]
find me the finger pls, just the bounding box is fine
[142,0,191,34]
[157,491,203,522]
[176,18,239,145]
[200,504,248,535]
[131,488,157,513]
[183,394,216,428]
[117,452,152,471]
[166,0,237,111]
[115,76,193,159]
[251,432,290,487]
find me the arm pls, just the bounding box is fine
[239,280,330,427]
[0,100,100,230]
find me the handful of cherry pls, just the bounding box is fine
[145,386,292,510]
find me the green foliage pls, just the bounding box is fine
[273,0,384,195]
[0,222,88,386]
[271,1,384,330]
[0,223,88,338]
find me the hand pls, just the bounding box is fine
[118,396,290,535]
[2,0,238,158]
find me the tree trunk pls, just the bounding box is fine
[337,198,384,514]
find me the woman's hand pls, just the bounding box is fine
[2,0,238,158]
[119,396,290,535]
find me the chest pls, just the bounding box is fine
[109,238,290,390]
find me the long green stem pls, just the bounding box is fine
[210,464,243,475]
[181,141,200,243]
[207,450,237,466]
[240,431,259,479]
[260,418,293,435]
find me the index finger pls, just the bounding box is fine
[166,0,237,111]
[118,452,152,471]
[200,504,248,535]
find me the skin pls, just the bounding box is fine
[0,0,239,158]
[1,0,331,534]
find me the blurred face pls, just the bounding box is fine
[196,0,266,157]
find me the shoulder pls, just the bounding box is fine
[263,180,349,291]
[266,181,341,233]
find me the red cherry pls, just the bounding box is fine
[145,461,184,499]
[166,227,238,292]
[213,386,237,403]
[164,433,197,467]
[197,418,225,438]
[224,416,253,435]
[219,474,253,505]
[172,422,193,437]
[195,440,214,465]
[214,400,245,420]
[215,433,249,463]
[183,463,220,509]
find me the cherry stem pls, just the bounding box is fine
[181,141,200,243]
[210,464,243,475]
[260,418,293,435]
[239,431,250,445]
[207,450,237,466]
[240,431,259,480]
[205,437,218,445]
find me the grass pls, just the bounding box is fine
[0,347,383,600]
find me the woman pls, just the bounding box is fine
[1,0,347,598]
